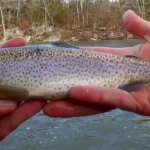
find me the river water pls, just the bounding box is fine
[1,39,150,150]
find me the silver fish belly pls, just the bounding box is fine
[0,45,149,101]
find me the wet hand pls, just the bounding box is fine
[0,38,45,141]
[43,10,150,117]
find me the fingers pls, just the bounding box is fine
[0,100,45,141]
[129,87,150,116]
[69,86,139,113]
[43,100,113,117]
[80,46,133,56]
[123,10,150,41]
[81,10,150,60]
[0,100,17,116]
[0,37,26,48]
[119,10,150,60]
[131,43,150,61]
[81,42,150,61]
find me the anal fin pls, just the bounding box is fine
[119,82,150,92]
[0,85,29,101]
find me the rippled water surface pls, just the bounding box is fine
[1,39,150,150]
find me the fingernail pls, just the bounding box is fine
[69,86,101,103]
[69,86,89,100]
[135,43,150,61]
[123,10,136,21]
[123,10,129,22]
[133,45,140,58]
[69,87,82,99]
[0,100,17,108]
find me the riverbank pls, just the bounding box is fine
[0,25,137,44]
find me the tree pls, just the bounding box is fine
[0,1,5,36]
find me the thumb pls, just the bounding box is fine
[132,43,150,61]
[123,10,150,41]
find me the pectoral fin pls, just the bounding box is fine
[125,55,138,59]
[0,85,29,101]
[119,82,150,92]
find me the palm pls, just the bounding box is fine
[0,101,44,141]
[129,87,150,115]
[43,10,150,117]
[0,38,45,141]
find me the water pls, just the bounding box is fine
[1,39,150,150]
[72,39,145,47]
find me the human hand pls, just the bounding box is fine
[43,10,150,117]
[0,37,45,141]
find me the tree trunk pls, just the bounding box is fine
[76,0,80,27]
[17,0,20,26]
[0,2,6,37]
[136,0,145,18]
[85,2,89,26]
[80,0,84,26]
[8,9,11,27]
[42,0,54,27]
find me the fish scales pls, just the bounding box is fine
[0,45,149,101]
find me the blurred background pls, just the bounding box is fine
[0,0,150,43]
[1,1,150,150]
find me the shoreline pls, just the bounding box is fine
[0,26,138,44]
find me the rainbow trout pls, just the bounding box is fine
[0,44,149,101]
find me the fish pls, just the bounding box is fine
[0,43,149,101]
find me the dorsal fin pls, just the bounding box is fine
[51,42,79,49]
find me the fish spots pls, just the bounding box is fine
[0,45,149,100]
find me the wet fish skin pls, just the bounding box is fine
[0,45,149,101]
